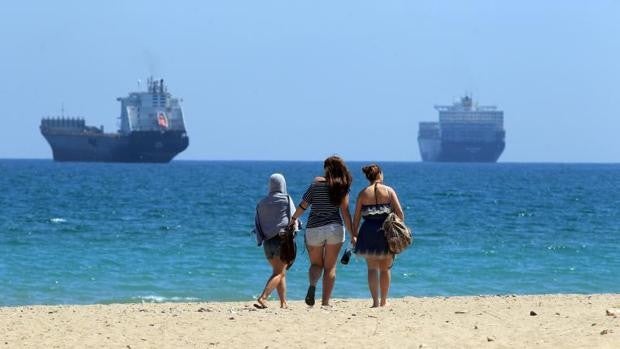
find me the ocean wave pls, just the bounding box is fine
[49,218,67,223]
[132,295,201,303]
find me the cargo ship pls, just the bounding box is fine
[418,96,505,162]
[40,78,189,163]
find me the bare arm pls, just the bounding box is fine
[288,196,301,230]
[340,193,353,237]
[389,188,405,221]
[289,199,310,228]
[352,192,363,242]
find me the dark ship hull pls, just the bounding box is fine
[42,130,189,163]
[418,96,506,163]
[41,78,189,163]
[418,138,505,162]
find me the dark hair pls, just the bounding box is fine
[323,156,352,205]
[362,163,382,182]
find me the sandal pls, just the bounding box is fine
[305,285,316,306]
[253,298,268,309]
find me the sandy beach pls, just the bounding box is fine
[1,294,618,348]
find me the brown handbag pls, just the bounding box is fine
[382,212,412,254]
[378,183,412,254]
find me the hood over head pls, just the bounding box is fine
[269,173,287,195]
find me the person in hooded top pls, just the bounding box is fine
[253,173,298,309]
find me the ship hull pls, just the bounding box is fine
[42,131,189,163]
[418,138,505,162]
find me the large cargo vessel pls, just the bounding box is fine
[418,96,505,162]
[40,78,189,163]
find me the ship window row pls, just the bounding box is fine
[440,117,503,123]
[440,112,503,121]
[441,123,502,130]
[442,121,502,127]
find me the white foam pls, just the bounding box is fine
[50,218,67,223]
[133,295,200,303]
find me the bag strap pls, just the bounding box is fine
[373,182,378,205]
[374,182,392,206]
[286,195,294,236]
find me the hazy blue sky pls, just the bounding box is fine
[1,1,618,162]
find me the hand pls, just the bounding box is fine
[288,216,297,228]
[351,235,357,246]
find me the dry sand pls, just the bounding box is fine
[1,294,619,348]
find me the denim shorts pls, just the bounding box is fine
[305,223,345,246]
[263,236,281,259]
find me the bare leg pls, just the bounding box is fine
[257,257,287,308]
[366,258,380,307]
[305,244,325,306]
[276,274,287,308]
[379,256,393,307]
[321,243,343,306]
[307,245,324,287]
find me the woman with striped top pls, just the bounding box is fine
[289,156,354,307]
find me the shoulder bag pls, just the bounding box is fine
[279,195,297,269]
[381,185,413,254]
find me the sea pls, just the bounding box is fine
[0,160,618,306]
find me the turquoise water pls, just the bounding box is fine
[0,160,618,306]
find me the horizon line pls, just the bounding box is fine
[1,157,619,165]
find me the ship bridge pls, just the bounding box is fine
[117,77,186,134]
[434,96,503,131]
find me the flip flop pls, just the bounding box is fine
[253,303,267,309]
[305,285,316,306]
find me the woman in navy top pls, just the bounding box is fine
[353,164,405,307]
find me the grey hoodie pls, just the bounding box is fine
[254,174,296,246]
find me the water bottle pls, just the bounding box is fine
[340,247,352,265]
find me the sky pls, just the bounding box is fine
[1,1,619,162]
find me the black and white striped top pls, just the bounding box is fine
[302,182,343,229]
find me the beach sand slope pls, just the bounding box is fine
[1,294,619,348]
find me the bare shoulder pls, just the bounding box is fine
[381,185,400,200]
[356,186,373,204]
[381,183,394,192]
[313,176,326,183]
